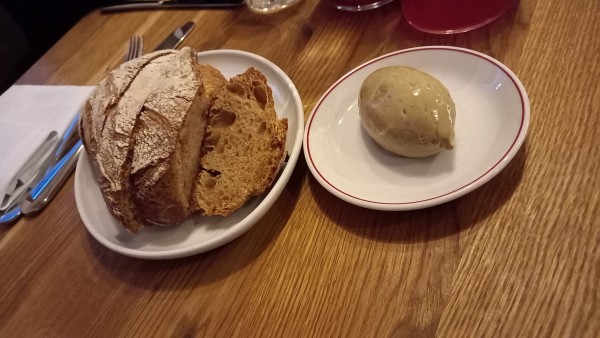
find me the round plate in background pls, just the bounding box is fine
[304,46,530,211]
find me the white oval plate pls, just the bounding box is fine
[75,50,304,259]
[304,46,530,210]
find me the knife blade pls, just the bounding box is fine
[153,21,196,51]
[101,0,244,12]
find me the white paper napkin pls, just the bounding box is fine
[0,85,95,201]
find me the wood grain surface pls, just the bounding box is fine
[1,0,599,336]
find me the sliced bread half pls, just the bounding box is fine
[192,67,288,216]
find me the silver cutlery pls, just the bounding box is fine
[0,113,80,223]
[126,35,144,61]
[153,21,195,51]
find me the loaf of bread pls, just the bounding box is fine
[81,47,209,233]
[192,67,288,216]
[81,48,288,233]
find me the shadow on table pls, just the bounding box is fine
[87,157,304,290]
[310,142,528,243]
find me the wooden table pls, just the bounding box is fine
[1,0,599,336]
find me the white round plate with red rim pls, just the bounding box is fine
[75,50,304,259]
[303,46,530,211]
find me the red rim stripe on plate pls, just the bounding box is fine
[306,46,526,205]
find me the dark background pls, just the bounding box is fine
[0,1,102,93]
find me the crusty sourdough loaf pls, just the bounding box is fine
[192,67,288,216]
[81,47,209,233]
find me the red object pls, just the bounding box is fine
[402,0,519,34]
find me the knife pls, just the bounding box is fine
[154,21,196,51]
[101,0,244,12]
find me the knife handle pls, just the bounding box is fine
[20,140,83,215]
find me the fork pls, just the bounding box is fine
[126,35,144,61]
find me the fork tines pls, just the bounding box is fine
[126,35,144,62]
